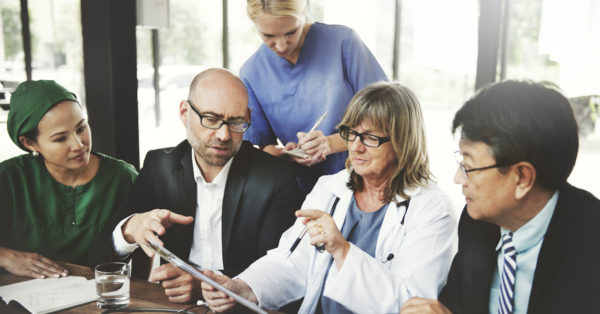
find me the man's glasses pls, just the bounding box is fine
[454,151,513,178]
[187,99,250,133]
[338,125,390,148]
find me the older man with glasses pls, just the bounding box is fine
[401,80,600,314]
[89,68,301,304]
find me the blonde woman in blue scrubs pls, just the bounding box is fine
[241,0,388,195]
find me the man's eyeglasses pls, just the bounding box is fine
[187,99,250,133]
[454,151,513,178]
[338,125,390,148]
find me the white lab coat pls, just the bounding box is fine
[237,170,457,313]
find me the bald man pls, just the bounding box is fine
[89,68,300,303]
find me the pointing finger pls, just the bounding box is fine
[166,212,194,226]
[295,209,325,220]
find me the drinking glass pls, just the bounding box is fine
[95,262,130,309]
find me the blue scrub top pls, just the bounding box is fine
[318,196,389,314]
[241,22,388,194]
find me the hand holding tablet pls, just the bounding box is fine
[144,241,267,314]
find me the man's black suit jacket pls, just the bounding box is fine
[439,183,600,313]
[89,140,301,278]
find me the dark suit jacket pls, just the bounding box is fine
[89,140,301,278]
[438,183,600,314]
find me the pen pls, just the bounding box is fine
[279,111,327,147]
[284,111,329,159]
[285,227,307,259]
[285,197,340,259]
[307,111,328,133]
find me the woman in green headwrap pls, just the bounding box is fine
[0,80,137,278]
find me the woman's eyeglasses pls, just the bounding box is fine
[338,125,390,148]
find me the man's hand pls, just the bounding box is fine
[149,263,201,303]
[201,270,257,313]
[400,297,452,314]
[121,209,193,257]
[0,247,68,279]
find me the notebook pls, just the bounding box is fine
[0,276,96,314]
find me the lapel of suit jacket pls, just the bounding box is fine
[459,208,499,313]
[527,185,571,312]
[158,141,197,260]
[439,207,498,313]
[175,142,198,217]
[221,141,251,261]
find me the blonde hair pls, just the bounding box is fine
[338,81,432,202]
[246,0,307,21]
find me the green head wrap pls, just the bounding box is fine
[7,80,78,152]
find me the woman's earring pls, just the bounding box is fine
[32,151,40,157]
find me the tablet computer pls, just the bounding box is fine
[144,241,267,314]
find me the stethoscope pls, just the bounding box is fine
[318,196,411,264]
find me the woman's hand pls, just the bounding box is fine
[283,141,323,167]
[286,130,348,167]
[0,247,68,279]
[296,209,350,269]
[201,270,258,313]
[295,130,329,166]
[282,131,328,167]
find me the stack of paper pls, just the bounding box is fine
[0,276,96,314]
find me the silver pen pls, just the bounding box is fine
[284,111,329,159]
[307,111,328,133]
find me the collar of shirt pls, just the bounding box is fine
[191,149,233,187]
[496,190,559,254]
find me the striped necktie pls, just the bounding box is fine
[498,232,517,314]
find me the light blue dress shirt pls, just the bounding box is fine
[488,191,559,314]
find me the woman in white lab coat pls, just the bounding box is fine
[201,81,457,313]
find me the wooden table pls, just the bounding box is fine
[0,262,209,313]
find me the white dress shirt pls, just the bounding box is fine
[187,150,232,270]
[112,150,233,271]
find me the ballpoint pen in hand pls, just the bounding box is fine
[286,198,339,259]
[307,111,328,134]
[285,227,307,259]
[285,225,327,259]
[285,111,329,159]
